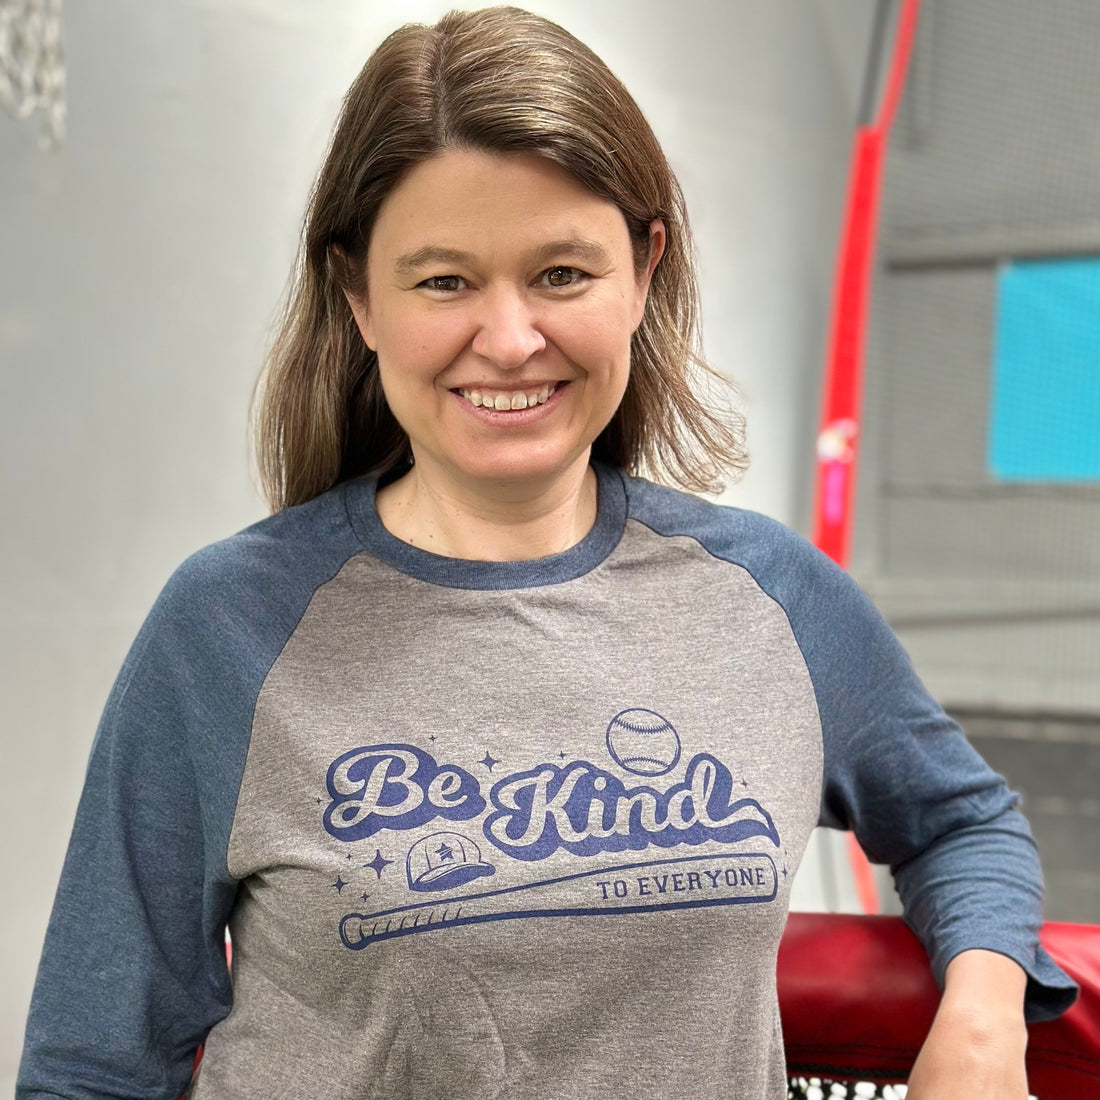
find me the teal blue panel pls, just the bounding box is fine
[990,258,1100,481]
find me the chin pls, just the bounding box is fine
[447,445,591,487]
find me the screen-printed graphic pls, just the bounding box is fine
[322,709,783,948]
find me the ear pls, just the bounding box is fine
[342,287,376,352]
[632,219,666,329]
[331,244,376,351]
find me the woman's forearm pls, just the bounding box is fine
[906,948,1029,1099]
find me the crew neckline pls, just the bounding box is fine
[341,462,628,590]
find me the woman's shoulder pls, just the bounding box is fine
[150,483,367,642]
[619,470,823,573]
[617,469,881,639]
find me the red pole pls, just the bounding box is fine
[811,0,922,913]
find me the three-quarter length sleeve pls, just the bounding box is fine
[17,556,246,1099]
[780,541,1078,1021]
[18,494,366,1099]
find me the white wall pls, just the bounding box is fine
[0,1,872,1085]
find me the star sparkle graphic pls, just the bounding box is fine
[331,876,348,893]
[363,849,394,879]
[479,751,500,772]
[435,841,455,862]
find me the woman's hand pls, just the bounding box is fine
[906,949,1030,1099]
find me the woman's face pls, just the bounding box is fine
[348,149,663,493]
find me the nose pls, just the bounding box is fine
[470,285,546,369]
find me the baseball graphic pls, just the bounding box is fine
[605,708,681,776]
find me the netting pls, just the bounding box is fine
[788,1081,1043,1100]
[788,1080,905,1099]
[0,0,64,147]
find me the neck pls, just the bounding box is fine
[375,458,599,562]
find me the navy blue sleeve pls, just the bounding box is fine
[17,490,365,1099]
[746,519,1077,1022]
[623,476,1078,1023]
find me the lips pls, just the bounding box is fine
[456,383,559,410]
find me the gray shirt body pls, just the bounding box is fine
[19,465,1076,1100]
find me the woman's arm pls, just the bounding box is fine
[907,948,1029,1099]
[740,522,1080,1020]
[16,553,242,1099]
[18,498,364,1098]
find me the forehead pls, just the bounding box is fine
[367,149,631,261]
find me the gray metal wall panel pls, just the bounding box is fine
[887,0,1100,233]
[967,718,1100,923]
[856,0,1100,717]
[882,496,1100,578]
[880,268,995,485]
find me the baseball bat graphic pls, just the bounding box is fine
[340,851,778,949]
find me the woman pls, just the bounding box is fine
[18,7,1075,1099]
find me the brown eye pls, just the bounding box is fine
[545,267,577,287]
[423,275,463,292]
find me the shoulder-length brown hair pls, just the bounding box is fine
[254,5,747,511]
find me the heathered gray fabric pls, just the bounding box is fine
[200,518,821,1098]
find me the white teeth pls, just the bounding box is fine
[459,383,558,409]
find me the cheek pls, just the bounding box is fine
[377,312,470,375]
[557,302,636,362]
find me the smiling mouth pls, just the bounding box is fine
[456,383,560,410]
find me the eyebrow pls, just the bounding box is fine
[392,238,614,276]
[530,238,613,268]
[393,247,473,277]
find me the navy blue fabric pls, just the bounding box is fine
[621,473,1078,1022]
[18,490,366,1100]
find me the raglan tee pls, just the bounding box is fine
[18,463,1076,1100]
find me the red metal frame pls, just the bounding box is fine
[811,0,922,915]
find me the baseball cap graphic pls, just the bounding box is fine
[406,831,496,892]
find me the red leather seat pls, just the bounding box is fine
[778,912,1100,1099]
